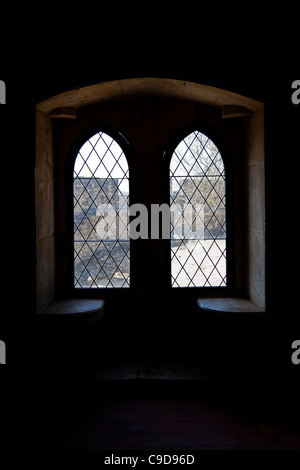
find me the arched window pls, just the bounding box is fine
[36,79,265,312]
[73,131,130,288]
[169,130,226,287]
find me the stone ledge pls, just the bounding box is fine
[197,297,264,317]
[38,299,105,326]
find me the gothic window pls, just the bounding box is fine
[73,131,130,288]
[169,130,226,287]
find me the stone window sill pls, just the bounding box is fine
[38,299,105,326]
[197,297,264,319]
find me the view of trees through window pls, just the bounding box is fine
[170,131,226,287]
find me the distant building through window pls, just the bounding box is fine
[169,131,226,287]
[73,132,130,288]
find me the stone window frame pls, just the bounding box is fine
[35,78,265,312]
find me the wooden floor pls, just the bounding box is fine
[35,397,300,451]
[35,366,300,451]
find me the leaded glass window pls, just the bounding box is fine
[170,131,226,287]
[73,132,130,288]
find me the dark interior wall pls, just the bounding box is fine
[0,20,298,457]
[32,76,295,382]
[1,42,299,378]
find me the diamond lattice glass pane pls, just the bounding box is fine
[170,131,226,287]
[73,132,130,288]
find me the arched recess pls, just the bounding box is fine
[35,78,265,312]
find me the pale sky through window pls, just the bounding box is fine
[74,132,129,194]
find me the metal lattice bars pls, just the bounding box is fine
[73,132,130,288]
[170,131,227,287]
[73,129,226,289]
